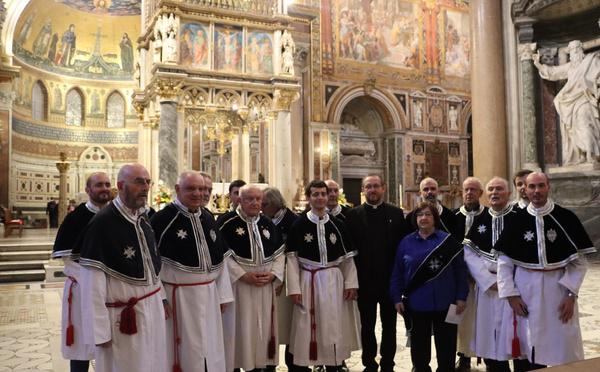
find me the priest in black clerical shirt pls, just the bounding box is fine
[345,174,407,372]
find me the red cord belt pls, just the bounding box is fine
[65,276,77,346]
[163,279,215,372]
[301,266,336,361]
[105,286,161,336]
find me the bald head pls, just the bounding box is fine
[175,171,204,212]
[86,172,111,207]
[462,177,483,209]
[525,171,550,208]
[486,177,510,211]
[419,177,439,203]
[325,179,340,208]
[117,163,151,210]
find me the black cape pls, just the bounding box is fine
[328,204,351,221]
[77,200,161,285]
[217,209,284,266]
[464,206,516,263]
[453,204,487,239]
[52,202,96,258]
[495,202,596,269]
[151,201,230,273]
[271,207,298,243]
[285,211,356,267]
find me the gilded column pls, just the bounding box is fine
[55,152,70,225]
[271,88,299,203]
[518,42,540,170]
[470,0,507,182]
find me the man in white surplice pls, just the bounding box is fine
[150,171,233,372]
[496,172,596,368]
[286,180,361,370]
[78,164,167,372]
[218,185,286,371]
[463,177,515,370]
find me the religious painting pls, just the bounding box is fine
[180,22,210,69]
[246,31,273,75]
[53,87,62,110]
[443,10,470,77]
[413,140,424,156]
[60,0,141,16]
[425,140,448,186]
[214,25,242,72]
[334,0,420,69]
[414,163,424,185]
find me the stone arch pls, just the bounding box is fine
[326,85,406,131]
[181,86,209,107]
[77,145,114,194]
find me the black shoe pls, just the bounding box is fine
[314,366,326,372]
[456,356,471,372]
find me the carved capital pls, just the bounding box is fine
[155,78,182,101]
[56,153,70,172]
[143,116,160,130]
[132,101,146,120]
[518,42,537,61]
[273,89,299,111]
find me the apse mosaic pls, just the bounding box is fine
[60,0,141,16]
[13,0,139,80]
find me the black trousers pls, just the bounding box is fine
[484,359,510,372]
[357,291,397,371]
[513,358,547,371]
[410,310,456,372]
[70,360,89,372]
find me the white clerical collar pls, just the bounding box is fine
[527,199,554,217]
[489,203,512,217]
[85,200,101,214]
[236,205,259,224]
[113,196,147,223]
[365,200,384,209]
[272,208,287,225]
[327,204,342,216]
[459,204,484,216]
[173,198,201,216]
[516,198,529,209]
[307,210,329,224]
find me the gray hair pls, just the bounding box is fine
[177,171,203,185]
[263,187,286,209]
[419,177,438,190]
[462,176,483,191]
[486,176,510,191]
[239,184,262,198]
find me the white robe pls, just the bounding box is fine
[497,255,587,366]
[80,267,168,372]
[286,256,361,367]
[222,255,285,371]
[161,263,233,372]
[60,258,95,361]
[464,248,513,361]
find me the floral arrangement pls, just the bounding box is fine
[338,188,353,208]
[153,180,173,209]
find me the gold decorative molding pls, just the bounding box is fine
[273,89,300,111]
[132,101,146,120]
[154,78,183,101]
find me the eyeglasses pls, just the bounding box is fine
[416,212,433,217]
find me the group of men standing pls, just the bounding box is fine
[51,162,594,372]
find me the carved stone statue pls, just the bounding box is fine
[281,29,295,75]
[533,40,600,164]
[413,100,423,128]
[449,105,458,131]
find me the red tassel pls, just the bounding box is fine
[172,363,182,372]
[309,341,318,361]
[512,336,521,358]
[119,305,138,335]
[268,336,276,359]
[66,325,74,346]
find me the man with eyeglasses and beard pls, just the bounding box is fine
[52,172,111,372]
[76,164,167,372]
[406,177,460,236]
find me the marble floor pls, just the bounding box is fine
[1,229,600,371]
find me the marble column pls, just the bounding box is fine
[240,127,250,182]
[55,153,70,225]
[270,89,299,203]
[470,0,507,183]
[231,131,241,180]
[159,101,178,189]
[518,42,540,170]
